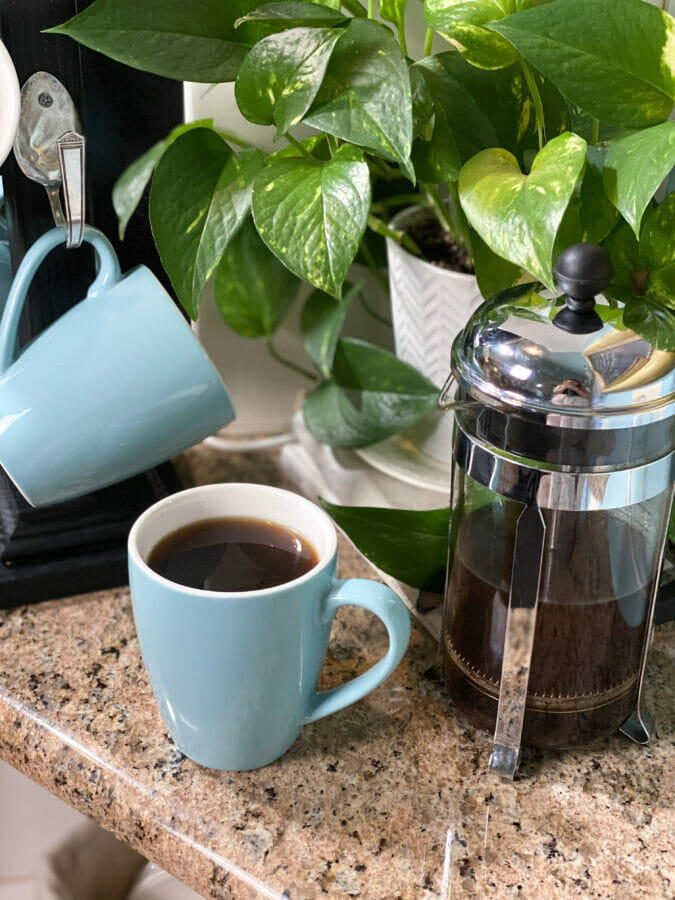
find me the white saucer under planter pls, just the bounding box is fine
[386,206,482,463]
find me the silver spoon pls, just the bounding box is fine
[12,71,81,228]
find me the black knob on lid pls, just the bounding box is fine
[552,243,614,334]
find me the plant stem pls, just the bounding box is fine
[590,116,600,146]
[423,27,434,57]
[397,21,408,57]
[366,156,401,180]
[423,183,453,235]
[367,0,374,18]
[520,57,546,149]
[267,339,318,382]
[215,128,255,150]
[326,134,339,156]
[424,182,472,252]
[359,239,391,302]
[368,214,421,256]
[341,0,367,16]
[284,132,315,160]
[370,192,428,213]
[446,182,472,251]
[361,292,393,327]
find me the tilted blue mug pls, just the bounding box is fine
[128,483,412,771]
[0,226,235,506]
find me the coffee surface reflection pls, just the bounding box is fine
[148,517,319,592]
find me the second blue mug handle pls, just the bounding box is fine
[303,579,411,724]
[0,225,121,375]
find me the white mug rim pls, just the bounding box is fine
[128,483,338,599]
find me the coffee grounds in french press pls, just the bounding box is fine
[552,243,614,334]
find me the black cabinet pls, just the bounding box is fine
[0,0,184,605]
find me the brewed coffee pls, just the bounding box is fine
[147,517,319,592]
[443,505,650,748]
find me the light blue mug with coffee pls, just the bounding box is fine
[128,483,411,771]
[0,225,235,506]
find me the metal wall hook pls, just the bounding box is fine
[57,130,85,248]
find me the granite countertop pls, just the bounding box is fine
[0,445,673,899]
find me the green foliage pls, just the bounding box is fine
[489,0,675,128]
[149,128,264,318]
[424,0,555,70]
[301,282,363,376]
[235,3,347,29]
[235,26,343,136]
[52,0,675,431]
[459,133,587,289]
[112,119,213,240]
[46,0,256,82]
[602,194,675,351]
[603,122,675,237]
[302,339,439,446]
[319,499,450,591]
[251,145,371,297]
[303,19,414,172]
[214,218,299,338]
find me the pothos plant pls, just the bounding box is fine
[50,0,675,462]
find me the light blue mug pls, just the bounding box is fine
[128,483,411,771]
[0,226,235,506]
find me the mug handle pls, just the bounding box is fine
[303,579,411,724]
[0,225,121,375]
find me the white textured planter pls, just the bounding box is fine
[386,207,482,462]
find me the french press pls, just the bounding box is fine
[439,244,674,778]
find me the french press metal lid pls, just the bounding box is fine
[441,243,674,778]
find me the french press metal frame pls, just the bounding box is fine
[448,420,674,779]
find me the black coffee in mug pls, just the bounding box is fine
[147,517,319,592]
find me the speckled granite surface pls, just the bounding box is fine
[0,445,673,899]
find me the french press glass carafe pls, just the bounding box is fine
[440,244,674,778]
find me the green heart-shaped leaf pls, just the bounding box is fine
[303,18,413,170]
[380,0,409,35]
[602,220,642,297]
[578,147,619,245]
[214,218,299,338]
[424,0,554,70]
[640,192,675,271]
[112,119,213,240]
[648,263,675,312]
[623,295,675,351]
[490,0,675,129]
[150,130,264,318]
[235,26,342,137]
[301,282,362,377]
[413,54,496,182]
[319,499,450,591]
[251,145,371,298]
[150,128,231,317]
[471,231,523,299]
[603,121,675,238]
[410,64,434,139]
[47,0,255,82]
[235,2,346,29]
[303,339,439,447]
[459,132,587,289]
[194,147,266,298]
[413,51,568,181]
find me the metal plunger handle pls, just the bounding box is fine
[489,503,547,779]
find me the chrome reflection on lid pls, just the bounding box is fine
[452,289,675,427]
